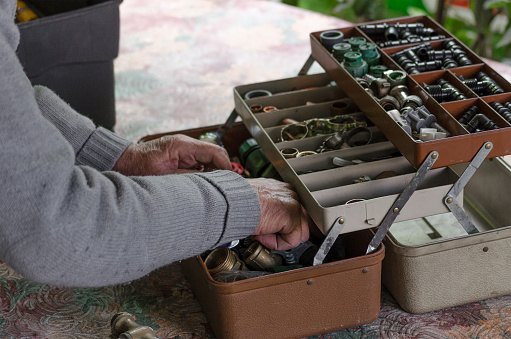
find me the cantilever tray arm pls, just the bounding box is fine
[444,142,493,235]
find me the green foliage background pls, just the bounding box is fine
[279,0,511,65]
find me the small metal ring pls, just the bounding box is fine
[244,89,272,100]
[296,151,317,157]
[281,123,308,141]
[345,127,372,147]
[280,148,299,159]
[263,106,277,112]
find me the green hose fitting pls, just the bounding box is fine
[348,36,367,51]
[332,42,351,62]
[369,65,388,78]
[238,138,280,179]
[359,43,381,67]
[341,51,368,78]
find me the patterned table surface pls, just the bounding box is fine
[2,0,511,338]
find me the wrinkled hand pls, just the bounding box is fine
[113,134,232,176]
[248,178,309,251]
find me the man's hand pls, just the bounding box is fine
[248,178,309,251]
[113,134,232,176]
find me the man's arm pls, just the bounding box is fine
[0,1,261,287]
[33,85,132,172]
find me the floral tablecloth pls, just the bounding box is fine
[2,0,511,337]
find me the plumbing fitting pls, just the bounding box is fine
[263,106,277,112]
[243,242,283,271]
[466,114,499,133]
[416,60,442,72]
[443,40,473,66]
[332,42,352,62]
[341,51,368,77]
[369,65,388,77]
[437,78,467,101]
[244,89,272,100]
[359,43,381,66]
[280,148,299,159]
[489,102,511,122]
[111,312,159,339]
[296,151,317,157]
[383,70,407,88]
[385,109,412,135]
[319,130,348,151]
[320,30,345,52]
[238,138,273,177]
[379,95,400,111]
[330,100,351,115]
[345,126,372,147]
[402,108,426,132]
[348,36,367,51]
[281,123,308,141]
[458,106,480,125]
[389,85,422,110]
[204,246,247,275]
[416,106,449,134]
[250,104,263,113]
[199,132,223,146]
[370,78,391,98]
[423,84,453,102]
[355,77,373,95]
[476,71,504,94]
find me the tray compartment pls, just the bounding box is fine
[441,98,511,133]
[384,39,484,74]
[311,16,511,168]
[382,158,511,314]
[358,15,451,48]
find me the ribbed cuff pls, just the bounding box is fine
[34,85,96,155]
[76,127,132,171]
[194,171,261,246]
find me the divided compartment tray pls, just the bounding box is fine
[234,73,461,234]
[310,15,511,169]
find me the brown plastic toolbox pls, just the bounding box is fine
[310,15,511,169]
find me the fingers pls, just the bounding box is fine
[165,135,232,171]
[249,178,310,251]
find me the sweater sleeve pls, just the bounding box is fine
[33,85,132,172]
[0,1,261,287]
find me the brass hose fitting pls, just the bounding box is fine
[111,312,159,339]
[243,242,283,271]
[204,246,247,275]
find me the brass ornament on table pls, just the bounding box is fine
[111,312,159,339]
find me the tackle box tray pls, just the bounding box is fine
[233,72,461,234]
[310,15,511,169]
[382,157,511,313]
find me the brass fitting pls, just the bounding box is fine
[111,312,159,339]
[243,242,283,271]
[204,246,247,275]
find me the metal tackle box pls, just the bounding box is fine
[171,14,511,337]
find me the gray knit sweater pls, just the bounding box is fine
[0,1,260,287]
